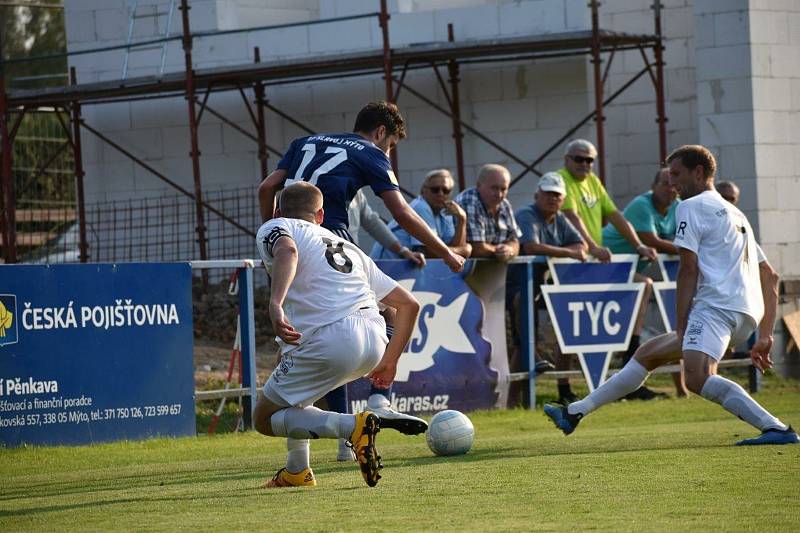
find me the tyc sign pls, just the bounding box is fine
[542,256,643,391]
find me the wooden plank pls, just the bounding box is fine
[0,232,51,246]
[15,208,77,223]
[783,310,800,353]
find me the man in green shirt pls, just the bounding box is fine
[559,139,657,264]
[558,139,661,399]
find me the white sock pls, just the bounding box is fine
[700,375,788,432]
[286,438,310,473]
[271,406,356,440]
[367,393,389,409]
[568,359,649,416]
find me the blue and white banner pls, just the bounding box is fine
[653,281,677,332]
[543,256,642,390]
[541,283,645,354]
[347,259,506,414]
[657,254,679,282]
[547,254,637,284]
[542,282,645,391]
[0,263,195,447]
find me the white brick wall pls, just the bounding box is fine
[63,0,799,280]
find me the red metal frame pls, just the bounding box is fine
[0,1,668,263]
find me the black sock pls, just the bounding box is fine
[557,382,573,398]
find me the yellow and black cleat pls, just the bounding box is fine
[262,467,317,488]
[348,412,383,487]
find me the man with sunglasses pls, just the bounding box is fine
[558,139,657,265]
[371,169,472,259]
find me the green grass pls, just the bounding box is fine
[2,378,799,532]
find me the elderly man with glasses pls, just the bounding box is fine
[372,169,472,259]
[558,139,657,265]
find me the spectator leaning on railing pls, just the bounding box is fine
[557,139,659,399]
[602,167,689,399]
[455,163,521,262]
[349,189,426,265]
[558,139,657,264]
[371,169,471,260]
[512,172,588,404]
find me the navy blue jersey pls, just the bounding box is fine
[277,133,399,230]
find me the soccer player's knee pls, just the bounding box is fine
[684,372,707,395]
[254,415,273,436]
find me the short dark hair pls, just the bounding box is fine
[279,182,322,219]
[666,145,717,179]
[653,167,669,185]
[353,101,407,139]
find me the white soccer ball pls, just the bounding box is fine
[425,410,474,456]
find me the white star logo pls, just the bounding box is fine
[393,279,474,381]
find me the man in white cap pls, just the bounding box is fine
[510,172,588,404]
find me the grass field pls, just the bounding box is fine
[2,374,799,531]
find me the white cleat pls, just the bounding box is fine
[367,394,428,435]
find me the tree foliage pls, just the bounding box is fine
[1,1,67,89]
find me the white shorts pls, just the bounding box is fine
[263,308,387,408]
[682,302,756,361]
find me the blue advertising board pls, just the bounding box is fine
[542,256,642,391]
[653,281,677,332]
[347,259,505,414]
[657,254,680,282]
[0,263,195,447]
[542,282,645,391]
[547,255,637,284]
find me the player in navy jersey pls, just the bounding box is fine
[258,101,465,455]
[259,101,465,273]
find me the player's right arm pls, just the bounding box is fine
[258,169,288,222]
[367,285,420,389]
[751,258,780,372]
[267,234,301,345]
[380,189,465,272]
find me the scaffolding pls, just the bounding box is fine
[0,0,668,265]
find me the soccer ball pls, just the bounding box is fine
[425,410,474,456]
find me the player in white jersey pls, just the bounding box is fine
[253,182,421,488]
[545,145,798,446]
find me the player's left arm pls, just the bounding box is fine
[675,247,699,344]
[267,236,301,345]
[751,258,780,372]
[258,169,288,222]
[367,285,420,388]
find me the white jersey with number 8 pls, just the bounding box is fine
[256,217,398,352]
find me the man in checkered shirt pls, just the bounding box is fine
[455,164,521,262]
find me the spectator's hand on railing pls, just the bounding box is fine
[589,245,611,263]
[398,246,426,268]
[443,250,466,272]
[494,243,516,262]
[636,244,658,262]
[568,248,588,262]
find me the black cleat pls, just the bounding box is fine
[544,403,583,435]
[623,386,668,401]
